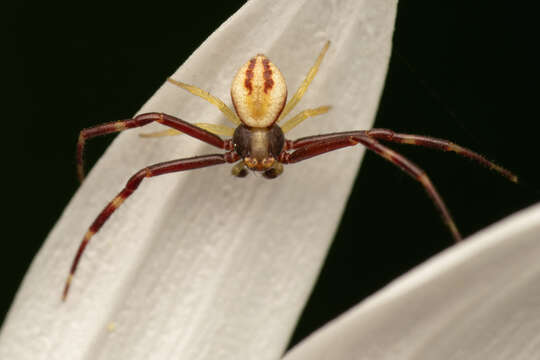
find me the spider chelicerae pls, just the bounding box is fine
[62,41,518,300]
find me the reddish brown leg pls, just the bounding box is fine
[282,133,462,242]
[63,151,239,301]
[77,112,233,182]
[365,129,518,183]
[286,130,518,183]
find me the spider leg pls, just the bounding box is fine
[282,132,462,242]
[287,130,518,183]
[166,78,240,125]
[77,112,233,182]
[139,123,235,138]
[277,41,330,122]
[279,106,331,133]
[63,152,239,301]
[365,129,518,183]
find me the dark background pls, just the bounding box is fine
[6,0,539,351]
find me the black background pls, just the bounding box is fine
[6,0,539,352]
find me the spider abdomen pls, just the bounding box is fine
[231,55,287,128]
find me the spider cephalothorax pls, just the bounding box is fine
[64,41,518,300]
[232,124,285,177]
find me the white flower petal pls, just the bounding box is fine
[0,0,397,359]
[283,203,540,359]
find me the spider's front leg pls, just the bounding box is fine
[76,112,232,182]
[282,131,461,241]
[364,129,518,183]
[282,130,518,242]
[63,152,239,301]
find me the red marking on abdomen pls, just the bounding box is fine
[244,58,256,94]
[262,58,274,93]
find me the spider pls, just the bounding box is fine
[62,41,518,300]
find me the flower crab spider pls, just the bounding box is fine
[63,41,518,300]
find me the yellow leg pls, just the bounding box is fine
[279,106,331,133]
[167,78,241,125]
[278,41,330,122]
[139,123,235,138]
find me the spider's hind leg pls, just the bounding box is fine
[167,78,240,126]
[277,41,330,122]
[280,106,331,134]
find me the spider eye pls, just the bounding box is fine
[231,55,287,128]
[244,157,258,169]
